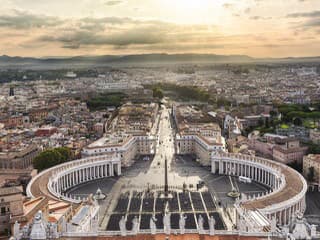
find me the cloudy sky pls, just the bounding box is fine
[0,0,320,57]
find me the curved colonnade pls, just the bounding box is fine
[27,151,307,227]
[27,154,121,203]
[212,153,307,226]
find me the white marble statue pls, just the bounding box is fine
[163,212,171,235]
[311,224,317,238]
[241,193,246,201]
[22,225,29,238]
[239,216,246,232]
[48,223,58,239]
[179,213,187,234]
[198,215,204,234]
[30,211,47,240]
[13,221,20,239]
[132,216,139,235]
[292,216,310,240]
[119,216,127,236]
[150,215,157,235]
[61,216,67,233]
[209,216,215,236]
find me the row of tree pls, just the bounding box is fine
[278,104,320,122]
[147,83,212,103]
[33,147,72,171]
[86,92,127,111]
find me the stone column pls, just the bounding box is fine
[219,160,223,174]
[82,169,84,182]
[255,167,257,181]
[104,164,108,177]
[67,175,69,188]
[118,163,121,175]
[72,172,75,185]
[63,176,66,190]
[67,174,70,188]
[111,164,114,176]
[212,161,216,173]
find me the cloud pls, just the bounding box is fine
[244,8,251,14]
[0,5,317,57]
[62,43,81,49]
[301,18,320,27]
[222,3,233,9]
[0,10,62,29]
[286,10,320,18]
[105,0,123,6]
[250,16,271,20]
[39,25,168,48]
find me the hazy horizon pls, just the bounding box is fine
[1,0,320,58]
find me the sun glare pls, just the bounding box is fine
[170,0,214,10]
[157,0,228,24]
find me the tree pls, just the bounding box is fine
[269,110,277,118]
[258,117,264,127]
[293,117,303,126]
[55,147,72,161]
[33,147,72,171]
[307,166,315,182]
[307,142,320,154]
[152,87,164,99]
[265,117,270,128]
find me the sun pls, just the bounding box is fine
[172,0,213,10]
[157,0,228,24]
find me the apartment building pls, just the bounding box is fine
[173,105,226,166]
[303,154,320,184]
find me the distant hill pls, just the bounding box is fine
[0,53,319,69]
[0,53,253,68]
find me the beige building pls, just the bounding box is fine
[310,129,320,144]
[173,105,226,166]
[0,144,39,169]
[303,154,320,184]
[176,133,226,166]
[116,102,158,134]
[82,133,156,167]
[249,134,307,165]
[272,138,307,164]
[0,187,24,235]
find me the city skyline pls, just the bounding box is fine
[0,0,320,58]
